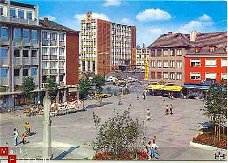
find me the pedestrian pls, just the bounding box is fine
[146,109,151,121]
[146,141,152,160]
[127,104,131,112]
[151,140,158,159]
[165,105,169,115]
[25,122,30,136]
[152,136,156,143]
[12,128,19,146]
[170,104,173,115]
[21,133,26,145]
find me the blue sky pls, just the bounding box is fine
[19,0,227,46]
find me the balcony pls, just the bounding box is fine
[59,41,65,47]
[42,39,49,46]
[22,57,30,65]
[22,39,31,46]
[0,15,9,22]
[32,40,39,48]
[14,57,22,65]
[13,38,22,47]
[59,69,65,74]
[42,69,49,75]
[0,15,38,25]
[42,55,49,60]
[0,37,10,46]
[0,58,9,65]
[50,69,58,74]
[31,57,38,65]
[0,78,9,86]
[50,40,57,46]
[50,55,58,60]
[14,77,22,85]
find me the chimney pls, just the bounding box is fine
[190,30,197,42]
[168,32,173,35]
[44,17,49,21]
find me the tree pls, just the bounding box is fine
[204,83,227,140]
[92,75,106,94]
[79,79,92,100]
[22,76,36,105]
[92,110,145,160]
[45,78,58,101]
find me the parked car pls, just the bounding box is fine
[97,93,111,98]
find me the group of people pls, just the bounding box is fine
[165,104,174,115]
[145,136,159,160]
[12,122,31,146]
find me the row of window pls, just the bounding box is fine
[151,72,182,80]
[42,31,65,41]
[42,61,65,69]
[190,59,227,67]
[151,49,182,57]
[151,60,182,68]
[0,48,38,58]
[42,47,65,56]
[190,72,227,80]
[0,6,33,20]
[0,67,37,78]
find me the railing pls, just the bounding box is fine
[50,69,58,74]
[22,39,31,46]
[14,57,22,65]
[0,78,9,86]
[0,16,38,25]
[59,41,65,47]
[13,38,22,47]
[32,76,38,84]
[0,58,9,65]
[0,37,10,46]
[42,39,49,46]
[31,57,38,65]
[50,55,58,60]
[32,39,39,48]
[14,77,22,85]
[22,57,30,65]
[42,69,49,75]
[42,55,49,60]
[59,56,65,60]
[50,40,57,46]
[59,69,65,74]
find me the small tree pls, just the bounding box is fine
[79,79,92,99]
[22,76,36,105]
[92,75,106,107]
[45,78,58,101]
[93,110,144,160]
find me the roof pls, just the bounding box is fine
[10,1,35,9]
[39,19,79,33]
[148,33,190,48]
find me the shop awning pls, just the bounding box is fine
[147,84,165,90]
[184,84,210,90]
[163,86,183,91]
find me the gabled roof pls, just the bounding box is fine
[39,19,79,33]
[10,1,35,9]
[148,33,190,48]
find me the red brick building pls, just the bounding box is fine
[185,32,227,84]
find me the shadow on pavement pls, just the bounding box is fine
[53,146,80,160]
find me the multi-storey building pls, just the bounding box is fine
[185,31,227,84]
[148,32,189,85]
[80,11,136,76]
[148,30,227,86]
[0,0,40,106]
[135,45,150,70]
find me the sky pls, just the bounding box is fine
[19,0,227,46]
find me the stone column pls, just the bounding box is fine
[43,94,52,159]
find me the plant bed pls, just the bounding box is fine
[192,133,227,149]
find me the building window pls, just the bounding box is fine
[190,59,201,67]
[23,50,29,57]
[42,31,48,39]
[32,50,37,57]
[10,8,16,18]
[170,49,175,56]
[23,69,29,76]
[205,59,216,67]
[14,28,21,40]
[27,11,32,20]
[59,48,65,56]
[221,73,227,80]
[1,68,8,77]
[157,60,162,68]
[163,50,168,56]
[14,49,20,57]
[23,29,30,42]
[82,61,85,71]
[14,69,20,77]
[151,60,156,68]
[177,49,182,56]
[93,61,95,71]
[1,48,8,58]
[170,60,175,68]
[170,72,175,80]
[31,67,37,76]
[157,72,162,79]
[0,7,3,16]
[50,48,57,55]
[151,72,156,79]
[163,72,168,79]
[205,73,216,79]
[1,27,9,39]
[42,62,49,69]
[50,32,57,40]
[157,49,162,56]
[209,46,215,52]
[177,73,182,80]
[31,30,38,41]
[18,9,24,19]
[176,61,182,68]
[42,47,48,56]
[190,72,201,80]
[163,61,169,68]
[59,33,65,41]
[221,59,227,67]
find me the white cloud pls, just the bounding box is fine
[178,14,213,33]
[198,14,212,21]
[149,28,163,35]
[136,9,171,22]
[103,0,121,7]
[40,15,56,21]
[74,12,110,21]
[120,18,134,25]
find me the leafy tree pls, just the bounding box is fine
[92,75,106,94]
[79,79,92,99]
[22,76,36,105]
[93,110,144,159]
[204,83,227,140]
[45,78,58,100]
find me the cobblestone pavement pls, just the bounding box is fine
[0,90,220,160]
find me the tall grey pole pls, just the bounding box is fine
[43,93,52,159]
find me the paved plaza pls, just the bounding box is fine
[0,89,220,160]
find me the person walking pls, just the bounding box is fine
[170,104,173,115]
[12,128,19,146]
[146,141,152,160]
[151,140,158,159]
[25,122,31,136]
[146,109,151,121]
[165,105,169,115]
[21,133,26,145]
